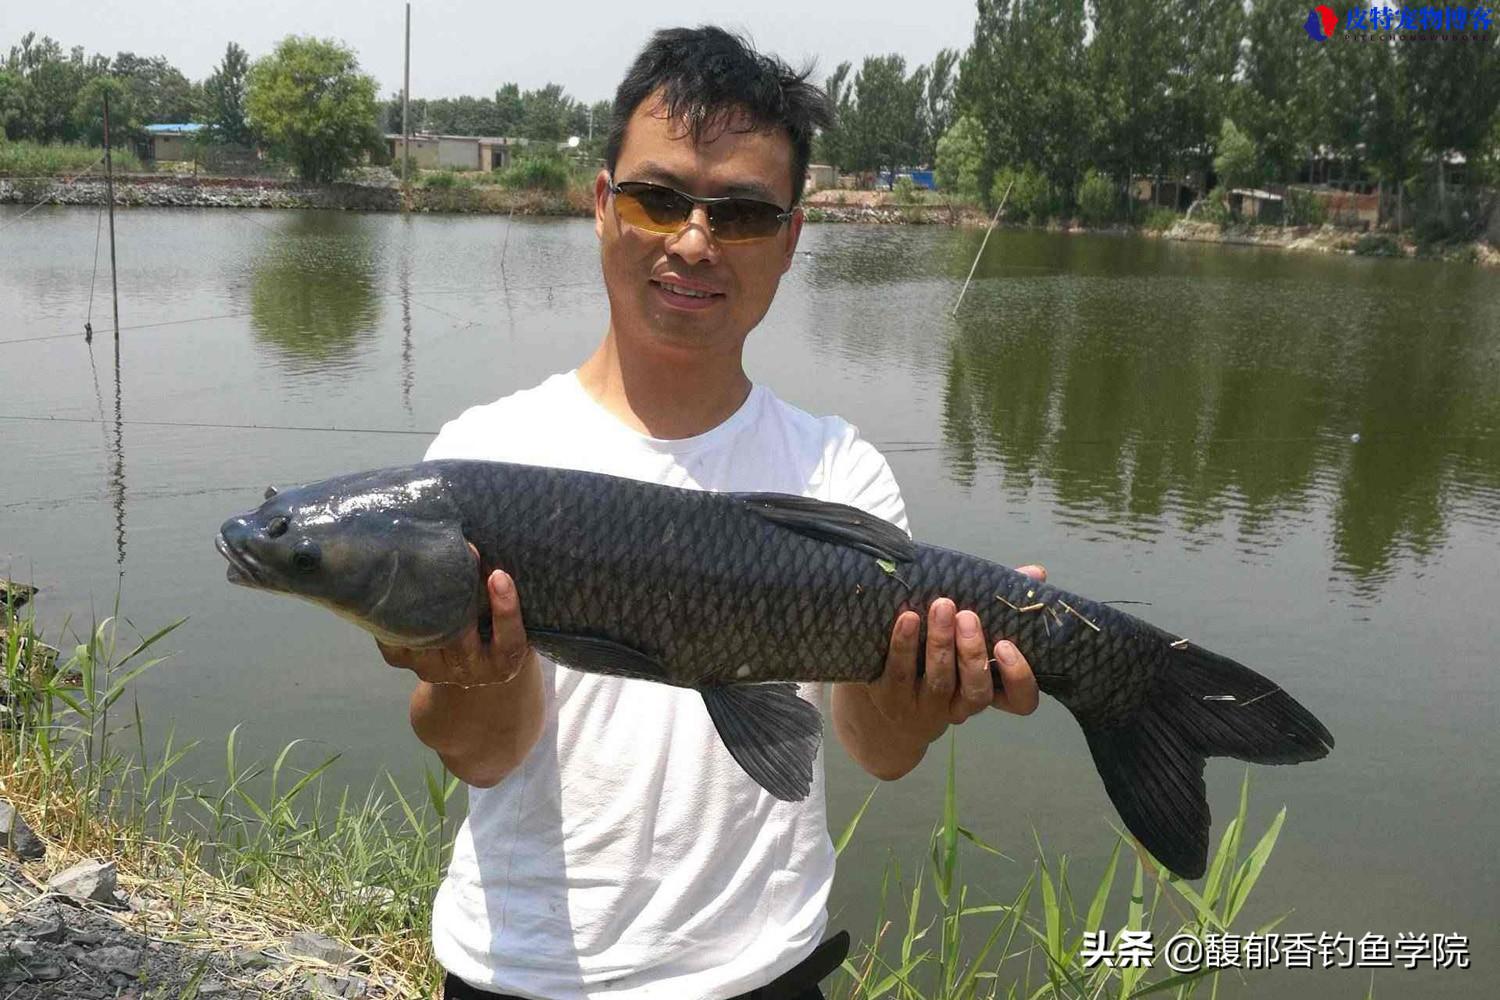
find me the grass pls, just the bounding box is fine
[828,740,1298,999]
[1,591,454,997]
[0,140,143,176]
[3,589,1305,999]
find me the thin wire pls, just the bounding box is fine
[86,199,105,326]
[0,158,105,233]
[0,413,437,437]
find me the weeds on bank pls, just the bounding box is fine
[0,140,143,176]
[4,591,1297,999]
[829,739,1294,1000]
[0,594,453,997]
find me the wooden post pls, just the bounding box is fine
[402,1,411,210]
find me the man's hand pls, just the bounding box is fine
[380,544,544,788]
[832,564,1045,780]
[377,545,535,687]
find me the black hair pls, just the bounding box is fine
[603,26,832,206]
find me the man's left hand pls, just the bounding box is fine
[865,564,1045,749]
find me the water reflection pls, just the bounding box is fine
[939,246,1500,594]
[248,213,382,373]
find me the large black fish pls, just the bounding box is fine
[216,459,1333,878]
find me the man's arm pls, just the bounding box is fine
[832,567,1045,780]
[380,550,544,788]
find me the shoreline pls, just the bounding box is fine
[4,174,1496,267]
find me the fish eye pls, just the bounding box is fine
[291,540,320,572]
[267,516,289,539]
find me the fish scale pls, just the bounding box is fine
[218,458,1334,878]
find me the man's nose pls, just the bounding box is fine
[665,205,720,265]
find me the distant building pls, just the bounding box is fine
[806,164,836,191]
[1229,188,1284,224]
[144,123,206,162]
[386,134,530,172]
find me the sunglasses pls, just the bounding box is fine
[607,175,794,244]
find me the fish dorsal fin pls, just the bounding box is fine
[734,493,915,564]
[525,629,668,682]
[701,683,823,801]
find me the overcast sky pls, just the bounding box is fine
[3,1,980,104]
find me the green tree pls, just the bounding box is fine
[934,115,985,201]
[245,36,380,183]
[845,54,928,173]
[924,48,959,163]
[0,70,32,140]
[205,42,253,145]
[71,75,141,147]
[1089,0,1174,207]
[1213,117,1259,191]
[520,83,574,141]
[4,34,96,141]
[816,62,853,168]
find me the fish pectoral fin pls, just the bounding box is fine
[525,630,668,682]
[701,683,823,802]
[732,492,916,564]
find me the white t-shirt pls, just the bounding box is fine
[426,371,907,1000]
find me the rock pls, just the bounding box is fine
[69,928,107,944]
[4,939,36,960]
[229,948,271,969]
[47,859,117,904]
[27,963,66,981]
[347,883,395,907]
[287,930,363,968]
[14,912,64,943]
[305,971,369,998]
[0,800,45,860]
[81,943,140,975]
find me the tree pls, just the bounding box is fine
[1213,118,1259,191]
[71,75,141,147]
[934,115,985,201]
[845,54,928,173]
[245,36,380,183]
[816,62,853,167]
[205,42,253,145]
[520,83,574,141]
[925,48,959,163]
[0,70,32,140]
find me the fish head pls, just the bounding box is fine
[216,465,481,647]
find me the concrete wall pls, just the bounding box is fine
[388,138,441,169]
[151,134,193,162]
[437,137,480,170]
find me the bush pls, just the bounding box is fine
[1285,187,1327,227]
[934,116,985,203]
[0,140,142,176]
[420,169,456,189]
[990,165,1052,224]
[1077,169,1117,227]
[496,151,571,192]
[892,175,917,202]
[1195,185,1231,226]
[1144,205,1179,231]
[1354,233,1403,257]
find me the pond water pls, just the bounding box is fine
[2,205,1497,996]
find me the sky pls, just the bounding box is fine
[2,1,982,104]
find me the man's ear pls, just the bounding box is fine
[781,207,805,274]
[594,169,612,240]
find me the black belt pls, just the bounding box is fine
[443,930,851,1000]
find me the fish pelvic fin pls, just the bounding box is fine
[702,683,823,801]
[1081,641,1333,880]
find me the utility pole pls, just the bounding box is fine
[402,1,411,211]
[588,105,593,145]
[102,89,120,343]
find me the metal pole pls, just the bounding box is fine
[402,1,411,210]
[950,178,1013,318]
[102,90,121,342]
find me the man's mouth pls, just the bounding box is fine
[651,278,724,309]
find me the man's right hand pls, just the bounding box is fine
[380,544,545,788]
[376,545,536,687]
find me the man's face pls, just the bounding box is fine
[594,94,803,363]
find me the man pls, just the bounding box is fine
[379,27,1043,1000]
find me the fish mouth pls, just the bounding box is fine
[216,533,264,587]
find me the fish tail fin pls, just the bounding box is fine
[1080,642,1333,879]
